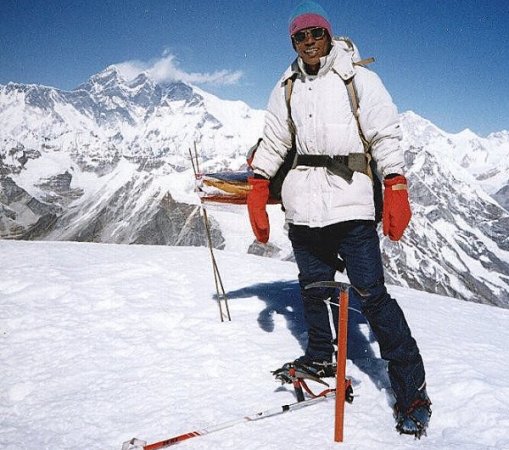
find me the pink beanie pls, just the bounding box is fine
[288,1,332,37]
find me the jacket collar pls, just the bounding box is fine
[281,38,356,84]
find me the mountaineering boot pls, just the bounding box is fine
[272,357,354,404]
[272,356,336,383]
[394,385,432,438]
[294,357,336,378]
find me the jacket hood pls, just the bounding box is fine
[281,37,361,84]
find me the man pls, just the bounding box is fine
[247,0,431,438]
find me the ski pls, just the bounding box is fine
[121,391,336,450]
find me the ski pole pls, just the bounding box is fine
[121,391,335,450]
[188,145,231,322]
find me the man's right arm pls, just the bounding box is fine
[251,81,294,179]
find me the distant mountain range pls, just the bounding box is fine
[1,66,508,308]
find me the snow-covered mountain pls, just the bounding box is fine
[390,112,509,308]
[0,67,508,308]
[401,111,509,209]
[0,66,263,245]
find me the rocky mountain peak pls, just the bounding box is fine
[83,65,125,87]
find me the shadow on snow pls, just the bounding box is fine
[225,280,391,393]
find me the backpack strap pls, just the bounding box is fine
[284,73,298,136]
[343,72,382,222]
[338,36,375,68]
[336,36,377,179]
[344,77,376,181]
[344,77,369,151]
[354,57,375,67]
[283,74,299,173]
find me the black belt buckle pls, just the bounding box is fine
[327,156,354,184]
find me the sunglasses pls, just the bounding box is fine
[292,27,327,44]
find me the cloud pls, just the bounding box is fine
[115,52,243,86]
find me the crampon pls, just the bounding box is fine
[394,393,432,439]
[272,361,354,404]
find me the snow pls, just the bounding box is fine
[204,202,292,258]
[2,240,509,450]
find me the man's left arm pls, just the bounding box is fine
[355,68,412,241]
[354,67,404,176]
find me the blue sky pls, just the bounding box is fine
[1,0,508,136]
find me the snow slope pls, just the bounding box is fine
[1,240,509,449]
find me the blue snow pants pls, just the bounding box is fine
[288,220,426,410]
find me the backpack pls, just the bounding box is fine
[249,37,383,222]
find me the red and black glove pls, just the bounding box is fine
[383,174,412,241]
[247,177,270,243]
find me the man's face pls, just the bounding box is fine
[292,27,331,72]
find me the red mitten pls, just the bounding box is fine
[383,175,412,241]
[247,177,270,243]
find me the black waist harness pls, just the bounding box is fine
[295,153,368,184]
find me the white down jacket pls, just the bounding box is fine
[252,38,404,228]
